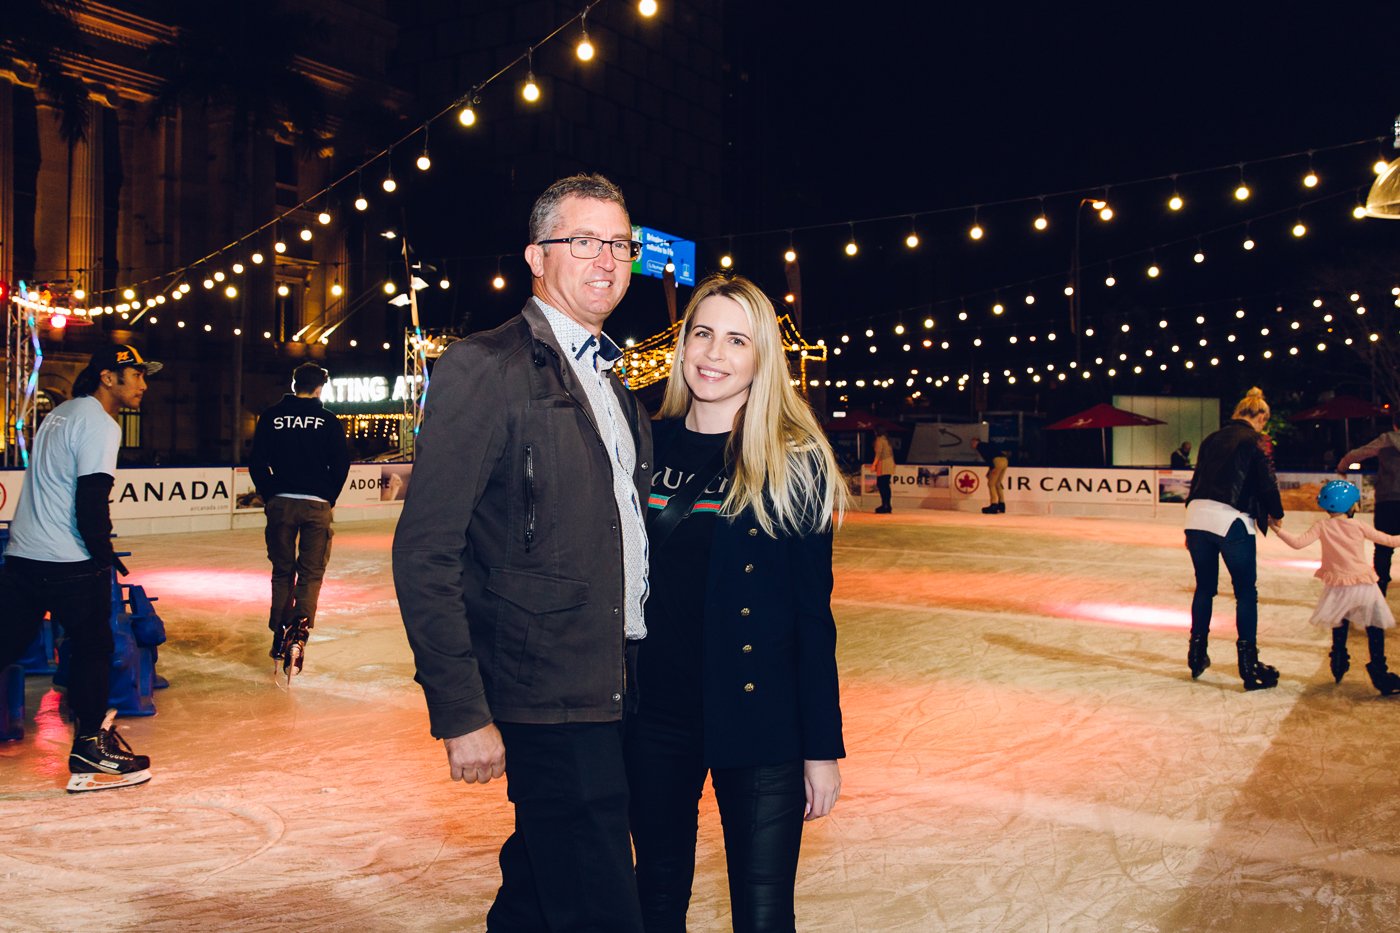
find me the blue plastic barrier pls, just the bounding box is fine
[1,664,22,741]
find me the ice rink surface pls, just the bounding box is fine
[4,508,1400,931]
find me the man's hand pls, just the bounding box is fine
[444,722,506,784]
[803,759,841,820]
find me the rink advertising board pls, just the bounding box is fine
[232,464,414,512]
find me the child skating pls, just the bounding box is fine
[1270,480,1400,695]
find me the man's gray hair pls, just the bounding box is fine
[529,173,629,244]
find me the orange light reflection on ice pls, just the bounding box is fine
[1049,601,1200,630]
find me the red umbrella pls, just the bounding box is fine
[1290,395,1391,451]
[1289,396,1390,421]
[822,410,908,433]
[823,410,908,460]
[1046,403,1165,464]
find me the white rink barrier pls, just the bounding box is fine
[0,464,410,536]
[859,465,1368,518]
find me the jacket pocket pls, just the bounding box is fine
[523,444,536,551]
[485,568,590,685]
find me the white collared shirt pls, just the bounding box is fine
[538,299,649,639]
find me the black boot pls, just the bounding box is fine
[1236,639,1279,691]
[1188,634,1211,679]
[1365,626,1400,696]
[1329,624,1351,683]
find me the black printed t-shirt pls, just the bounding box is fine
[640,425,731,719]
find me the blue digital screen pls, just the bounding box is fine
[632,226,696,286]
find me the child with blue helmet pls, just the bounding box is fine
[1270,480,1400,695]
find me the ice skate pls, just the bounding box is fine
[67,709,152,793]
[280,616,311,685]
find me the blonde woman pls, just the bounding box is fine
[1184,387,1284,690]
[625,274,846,932]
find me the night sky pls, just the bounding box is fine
[386,2,1400,426]
[718,3,1400,415]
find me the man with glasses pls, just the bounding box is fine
[394,174,651,930]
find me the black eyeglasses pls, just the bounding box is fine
[537,236,643,262]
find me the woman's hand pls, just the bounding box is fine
[803,759,841,820]
[1268,517,1282,531]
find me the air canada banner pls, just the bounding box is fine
[863,465,1159,507]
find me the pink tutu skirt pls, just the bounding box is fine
[1310,583,1396,631]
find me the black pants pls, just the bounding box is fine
[264,497,334,630]
[875,475,892,510]
[1186,520,1259,642]
[0,556,111,734]
[1376,500,1400,595]
[624,706,806,933]
[487,720,643,933]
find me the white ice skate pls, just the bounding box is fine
[67,769,153,793]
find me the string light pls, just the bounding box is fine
[331,281,344,298]
[275,239,287,253]
[417,129,432,171]
[844,223,858,257]
[576,13,594,61]
[300,227,313,242]
[905,217,920,248]
[1304,153,1319,188]
[458,99,477,127]
[383,280,397,295]
[251,252,264,264]
[224,285,237,299]
[382,160,397,192]
[317,210,331,225]
[277,284,290,297]
[354,172,369,212]
[720,253,733,268]
[639,0,659,16]
[1234,164,1251,200]
[969,207,984,240]
[1034,198,1048,231]
[523,49,541,102]
[1292,220,1307,237]
[231,262,244,274]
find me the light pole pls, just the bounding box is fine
[1069,196,1110,365]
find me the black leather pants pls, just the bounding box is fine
[625,705,806,933]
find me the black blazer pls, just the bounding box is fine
[650,419,845,769]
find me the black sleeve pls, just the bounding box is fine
[249,413,272,495]
[324,415,351,505]
[75,473,117,567]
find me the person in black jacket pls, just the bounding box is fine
[1183,387,1284,690]
[250,362,350,677]
[393,175,651,932]
[626,274,846,932]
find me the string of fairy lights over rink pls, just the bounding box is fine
[813,283,1398,397]
[15,0,663,339]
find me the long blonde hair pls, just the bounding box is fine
[659,274,848,535]
[1231,386,1270,421]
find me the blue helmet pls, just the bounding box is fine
[1317,480,1361,514]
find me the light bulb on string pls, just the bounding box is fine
[318,209,331,225]
[905,217,920,248]
[251,252,264,265]
[492,257,506,290]
[576,13,594,61]
[122,287,136,301]
[275,239,287,253]
[203,277,214,290]
[639,0,659,16]
[277,283,291,297]
[1234,164,1250,200]
[1033,197,1048,231]
[1303,153,1319,188]
[968,207,984,240]
[523,49,541,102]
[224,285,238,299]
[230,262,244,275]
[383,280,397,295]
[1292,219,1307,238]
[300,227,313,242]
[331,280,344,298]
[1353,201,1368,220]
[1376,157,1391,176]
[458,96,478,127]
[1167,176,1183,211]
[214,271,226,282]
[179,282,191,293]
[720,252,733,268]
[417,128,431,171]
[844,223,858,257]
[784,236,797,263]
